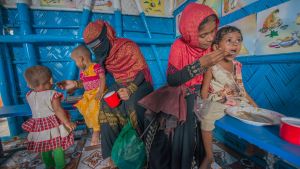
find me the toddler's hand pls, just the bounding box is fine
[65,122,76,131]
[95,91,104,100]
[56,80,77,90]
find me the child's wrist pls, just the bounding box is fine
[74,80,81,88]
[64,121,71,126]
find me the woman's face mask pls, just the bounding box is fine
[92,37,110,65]
[87,25,111,65]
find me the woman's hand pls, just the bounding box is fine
[199,49,228,68]
[57,80,78,94]
[117,88,130,101]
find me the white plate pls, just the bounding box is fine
[225,106,285,126]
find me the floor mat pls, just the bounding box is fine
[77,138,110,169]
[1,134,265,169]
[0,129,87,169]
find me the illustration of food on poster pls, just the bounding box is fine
[222,0,257,16]
[174,0,186,9]
[92,0,113,11]
[256,0,300,55]
[40,0,75,8]
[2,0,16,6]
[141,0,165,16]
[175,12,182,37]
[197,0,222,17]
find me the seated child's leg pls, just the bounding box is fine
[41,151,55,169]
[91,130,100,145]
[53,147,65,169]
[199,130,214,169]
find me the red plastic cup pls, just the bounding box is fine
[104,91,121,108]
[280,117,300,146]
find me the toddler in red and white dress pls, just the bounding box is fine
[22,65,76,169]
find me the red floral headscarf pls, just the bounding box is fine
[83,20,151,83]
[83,20,116,45]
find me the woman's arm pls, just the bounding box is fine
[118,72,145,101]
[200,68,213,99]
[132,71,145,86]
[167,60,206,86]
[167,49,226,87]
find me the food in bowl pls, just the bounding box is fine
[236,111,274,123]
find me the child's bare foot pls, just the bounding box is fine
[199,156,213,169]
[108,158,117,169]
[91,131,100,146]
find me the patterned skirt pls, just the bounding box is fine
[22,115,74,153]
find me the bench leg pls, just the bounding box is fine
[264,153,278,169]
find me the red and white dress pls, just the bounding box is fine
[22,90,74,153]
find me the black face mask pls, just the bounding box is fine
[87,25,111,66]
[93,37,110,66]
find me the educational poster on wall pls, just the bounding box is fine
[40,0,76,8]
[226,14,257,56]
[222,0,257,16]
[121,0,139,15]
[175,12,182,37]
[174,0,186,9]
[196,0,222,17]
[92,0,113,11]
[256,0,300,55]
[141,0,165,16]
[2,0,16,6]
[76,0,113,11]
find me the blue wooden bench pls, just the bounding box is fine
[216,115,300,168]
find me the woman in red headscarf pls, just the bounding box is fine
[58,20,153,166]
[139,3,228,169]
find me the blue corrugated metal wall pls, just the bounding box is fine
[1,8,173,105]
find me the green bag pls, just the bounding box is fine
[111,119,146,169]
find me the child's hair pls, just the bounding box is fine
[24,65,52,88]
[71,45,91,61]
[198,14,218,31]
[213,26,243,45]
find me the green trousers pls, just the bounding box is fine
[41,147,65,169]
